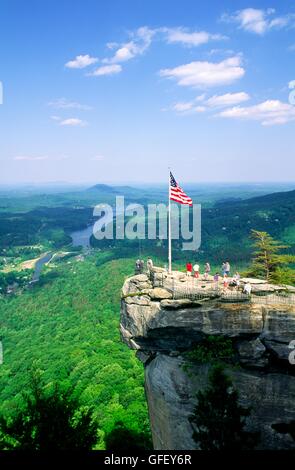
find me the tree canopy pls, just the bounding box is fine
[0,372,97,450]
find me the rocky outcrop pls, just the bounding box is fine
[120,271,295,450]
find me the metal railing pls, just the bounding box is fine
[152,272,295,306]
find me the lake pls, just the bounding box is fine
[71,224,94,248]
[70,207,127,249]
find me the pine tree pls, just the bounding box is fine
[190,365,259,450]
[249,230,294,282]
[0,373,98,450]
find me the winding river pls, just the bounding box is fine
[31,225,93,282]
[32,252,53,282]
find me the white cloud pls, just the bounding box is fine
[171,92,249,114]
[48,98,92,110]
[92,155,105,161]
[59,118,87,127]
[216,100,295,126]
[65,54,98,69]
[222,8,294,35]
[102,26,226,65]
[159,56,245,88]
[107,46,135,63]
[171,94,206,113]
[88,64,122,76]
[208,48,235,56]
[235,8,272,34]
[269,16,290,29]
[14,154,72,162]
[289,44,295,52]
[206,92,250,107]
[106,42,119,50]
[103,26,155,64]
[172,100,206,113]
[172,102,206,113]
[173,102,194,112]
[192,106,207,113]
[161,27,227,46]
[13,155,48,161]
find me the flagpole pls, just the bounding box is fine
[168,169,172,274]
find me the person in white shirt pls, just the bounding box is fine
[232,272,240,288]
[243,282,252,295]
[193,263,200,278]
[147,258,153,273]
[135,259,141,274]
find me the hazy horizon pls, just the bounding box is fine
[0,180,295,189]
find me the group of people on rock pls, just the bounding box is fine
[135,258,153,274]
[185,260,251,295]
[186,261,231,279]
[135,257,252,296]
[185,262,211,279]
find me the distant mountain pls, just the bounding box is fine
[86,184,116,192]
[113,185,141,193]
[87,183,142,192]
[86,184,143,196]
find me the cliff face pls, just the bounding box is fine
[120,270,295,450]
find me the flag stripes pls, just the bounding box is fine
[169,172,193,206]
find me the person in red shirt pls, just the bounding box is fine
[223,274,228,289]
[186,262,193,276]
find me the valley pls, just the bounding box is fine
[0,182,294,449]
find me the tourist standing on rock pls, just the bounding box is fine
[223,274,228,289]
[232,272,240,288]
[204,262,211,279]
[193,263,200,278]
[214,272,219,289]
[186,262,193,276]
[221,262,226,276]
[225,261,231,276]
[139,259,144,274]
[135,259,141,274]
[243,282,252,296]
[147,258,153,273]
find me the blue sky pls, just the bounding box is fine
[0,0,295,184]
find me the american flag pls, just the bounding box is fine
[170,172,193,206]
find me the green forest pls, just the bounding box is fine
[0,254,150,449]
